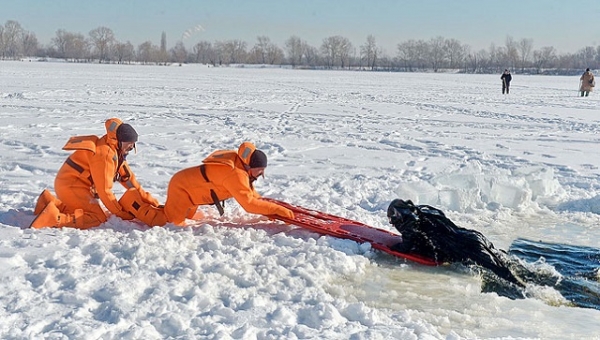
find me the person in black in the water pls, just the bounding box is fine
[387,199,522,286]
[501,69,512,94]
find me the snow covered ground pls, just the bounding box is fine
[1,61,599,339]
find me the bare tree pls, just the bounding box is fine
[376,53,393,71]
[265,43,284,64]
[220,39,247,64]
[466,51,479,73]
[414,40,430,71]
[137,41,159,64]
[338,37,353,69]
[284,35,303,67]
[70,33,89,61]
[504,36,519,71]
[360,35,378,70]
[488,43,504,72]
[89,26,114,62]
[302,42,318,67]
[518,38,534,72]
[253,36,270,64]
[231,40,248,64]
[444,38,466,69]
[248,36,283,64]
[52,30,89,61]
[397,40,417,71]
[21,31,38,57]
[52,30,70,58]
[320,36,339,69]
[170,41,188,65]
[113,41,135,64]
[428,36,446,72]
[2,20,24,59]
[397,39,430,71]
[576,46,596,69]
[213,40,226,65]
[192,41,215,65]
[321,36,352,69]
[532,46,557,73]
[476,49,491,73]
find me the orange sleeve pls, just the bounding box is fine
[89,148,123,215]
[221,170,292,217]
[117,161,160,206]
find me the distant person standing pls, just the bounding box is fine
[579,68,595,97]
[501,69,512,94]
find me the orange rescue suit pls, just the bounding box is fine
[121,142,294,226]
[54,118,158,228]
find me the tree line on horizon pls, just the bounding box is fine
[0,19,598,75]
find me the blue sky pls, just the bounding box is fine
[3,0,599,54]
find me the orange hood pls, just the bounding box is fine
[237,142,256,167]
[203,142,257,170]
[104,117,123,147]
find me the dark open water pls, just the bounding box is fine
[484,238,600,310]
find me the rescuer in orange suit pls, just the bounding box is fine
[118,141,294,226]
[30,118,160,229]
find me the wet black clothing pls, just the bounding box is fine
[387,199,522,285]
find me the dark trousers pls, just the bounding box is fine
[502,83,510,94]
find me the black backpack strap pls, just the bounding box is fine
[199,164,210,182]
[65,157,94,185]
[210,190,225,216]
[199,164,225,216]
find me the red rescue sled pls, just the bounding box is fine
[264,198,438,266]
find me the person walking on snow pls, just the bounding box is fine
[30,118,160,229]
[580,68,595,97]
[501,69,512,94]
[118,141,294,227]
